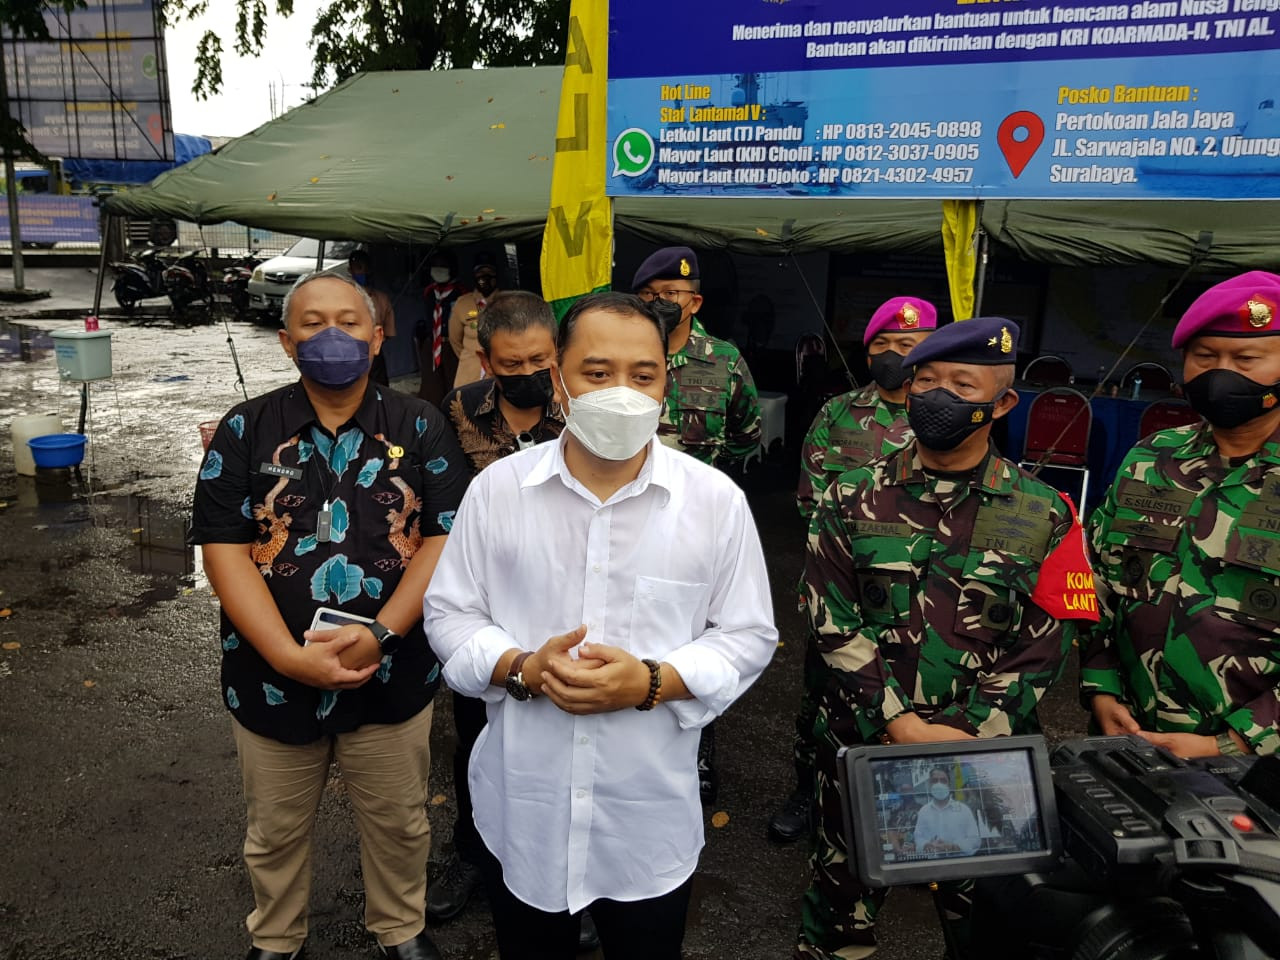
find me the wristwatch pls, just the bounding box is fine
[505,651,536,701]
[368,620,402,656]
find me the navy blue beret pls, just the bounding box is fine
[902,317,1020,368]
[632,246,699,290]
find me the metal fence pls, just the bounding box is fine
[171,221,302,257]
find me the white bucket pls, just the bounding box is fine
[11,414,63,476]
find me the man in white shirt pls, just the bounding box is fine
[424,291,777,959]
[913,768,981,858]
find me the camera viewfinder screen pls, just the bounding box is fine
[868,749,1046,865]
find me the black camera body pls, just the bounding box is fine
[975,736,1280,960]
[838,735,1280,960]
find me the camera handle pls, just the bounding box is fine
[928,881,967,960]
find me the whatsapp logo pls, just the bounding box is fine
[612,128,655,178]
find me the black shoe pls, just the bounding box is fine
[768,788,811,843]
[426,853,483,922]
[578,909,600,952]
[245,948,304,960]
[697,728,718,806]
[379,931,443,960]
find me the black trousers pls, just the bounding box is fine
[451,691,489,863]
[477,844,692,960]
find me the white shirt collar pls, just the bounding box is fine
[522,434,674,508]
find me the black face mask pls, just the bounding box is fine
[649,297,683,337]
[494,367,555,410]
[907,387,998,451]
[1184,368,1280,429]
[868,350,909,391]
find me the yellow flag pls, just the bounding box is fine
[941,199,979,321]
[540,0,613,321]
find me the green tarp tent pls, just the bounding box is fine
[104,67,1277,273]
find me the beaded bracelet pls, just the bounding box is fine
[636,658,662,711]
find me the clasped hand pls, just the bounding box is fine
[1091,694,1234,758]
[527,625,651,715]
[284,623,383,691]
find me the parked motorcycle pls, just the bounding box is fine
[163,250,215,323]
[221,252,262,318]
[110,248,167,313]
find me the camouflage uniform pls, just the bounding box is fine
[798,444,1078,959]
[789,384,913,816]
[660,316,761,467]
[798,384,914,520]
[1081,421,1280,756]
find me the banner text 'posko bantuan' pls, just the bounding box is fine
[606,0,1280,200]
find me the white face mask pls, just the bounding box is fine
[930,782,950,802]
[559,370,660,461]
[429,267,452,284]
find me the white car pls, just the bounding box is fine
[247,238,359,318]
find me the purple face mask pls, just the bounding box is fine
[294,326,371,389]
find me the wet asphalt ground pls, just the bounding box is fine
[0,272,1091,960]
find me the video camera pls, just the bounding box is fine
[838,735,1280,960]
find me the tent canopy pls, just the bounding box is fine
[104,68,1278,272]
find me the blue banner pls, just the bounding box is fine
[607,0,1280,200]
[0,195,100,244]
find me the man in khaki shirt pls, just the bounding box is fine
[449,253,500,389]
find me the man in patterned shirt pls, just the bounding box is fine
[796,317,1097,960]
[770,296,936,843]
[192,272,469,960]
[430,289,567,929]
[1082,271,1280,759]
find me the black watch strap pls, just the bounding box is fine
[369,620,402,655]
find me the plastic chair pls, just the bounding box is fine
[1019,388,1093,507]
[1122,362,1175,394]
[1021,355,1074,387]
[743,391,789,471]
[1139,398,1200,437]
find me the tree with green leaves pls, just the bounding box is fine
[164,0,569,101]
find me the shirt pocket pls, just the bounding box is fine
[850,530,913,629]
[629,575,710,661]
[1212,522,1280,639]
[1097,525,1177,606]
[953,550,1036,649]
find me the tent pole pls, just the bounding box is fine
[315,239,326,273]
[972,223,990,318]
[92,211,109,316]
[0,46,24,291]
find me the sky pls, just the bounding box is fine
[163,0,330,138]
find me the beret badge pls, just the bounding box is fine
[1245,297,1274,329]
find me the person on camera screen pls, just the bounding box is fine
[913,768,981,858]
[1083,271,1280,760]
[796,317,1100,960]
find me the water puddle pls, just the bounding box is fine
[0,316,54,364]
[1,473,202,626]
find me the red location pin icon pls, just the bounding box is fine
[997,111,1045,178]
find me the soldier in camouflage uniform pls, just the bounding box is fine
[797,317,1099,960]
[633,246,763,803]
[1082,271,1280,759]
[771,296,937,844]
[632,246,762,469]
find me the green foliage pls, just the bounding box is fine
[168,0,568,101]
